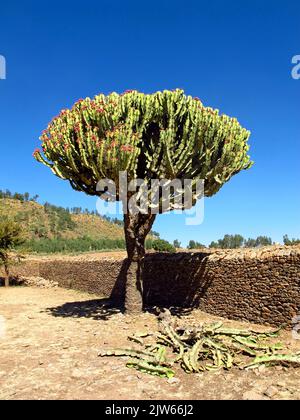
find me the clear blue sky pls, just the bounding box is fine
[0,0,299,246]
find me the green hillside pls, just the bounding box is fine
[0,198,124,241]
[0,196,128,253]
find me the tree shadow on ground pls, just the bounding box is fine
[45,298,122,321]
[0,276,24,286]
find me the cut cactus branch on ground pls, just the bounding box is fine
[99,320,300,378]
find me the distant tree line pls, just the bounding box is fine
[283,235,300,246]
[209,234,273,249]
[186,234,300,249]
[183,235,274,250]
[0,189,39,202]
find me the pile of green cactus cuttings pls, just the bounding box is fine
[99,320,300,379]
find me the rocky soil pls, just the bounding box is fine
[0,287,300,400]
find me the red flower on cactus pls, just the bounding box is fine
[33,148,40,156]
[121,145,134,153]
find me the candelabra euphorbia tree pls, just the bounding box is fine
[33,89,252,313]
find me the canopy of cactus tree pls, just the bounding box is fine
[34,89,252,200]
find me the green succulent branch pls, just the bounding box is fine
[99,320,300,378]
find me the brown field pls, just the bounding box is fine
[1,286,300,400]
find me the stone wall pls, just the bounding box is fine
[1,260,40,278]
[1,246,300,327]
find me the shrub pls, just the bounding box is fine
[152,239,176,253]
[0,219,24,286]
[187,240,205,249]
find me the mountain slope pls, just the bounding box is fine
[0,198,124,240]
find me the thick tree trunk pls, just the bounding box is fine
[124,212,156,314]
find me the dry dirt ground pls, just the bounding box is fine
[0,287,300,400]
